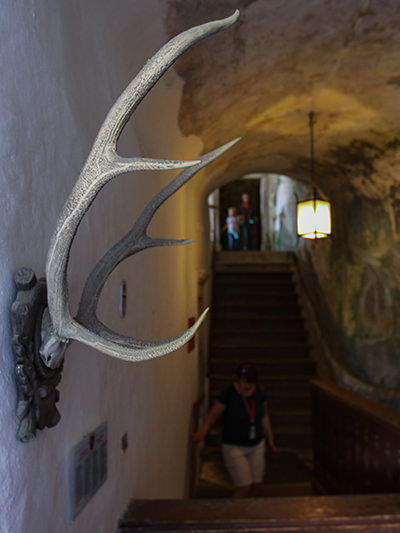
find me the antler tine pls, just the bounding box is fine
[99,10,240,149]
[64,308,210,363]
[45,10,239,342]
[118,139,240,246]
[76,139,240,344]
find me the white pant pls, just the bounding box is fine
[222,439,266,487]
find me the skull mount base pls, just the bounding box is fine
[11,267,63,442]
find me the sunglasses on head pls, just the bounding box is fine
[238,366,256,381]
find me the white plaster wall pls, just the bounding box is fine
[0,1,205,532]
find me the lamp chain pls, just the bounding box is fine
[309,111,317,237]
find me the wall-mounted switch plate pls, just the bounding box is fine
[68,422,107,521]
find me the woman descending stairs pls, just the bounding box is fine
[196,251,316,498]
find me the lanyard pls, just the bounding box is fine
[241,394,255,421]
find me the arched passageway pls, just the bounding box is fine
[209,173,308,252]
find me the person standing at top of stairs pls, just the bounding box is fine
[237,193,258,250]
[222,207,241,251]
[192,362,276,498]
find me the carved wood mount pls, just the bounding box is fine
[11,268,63,442]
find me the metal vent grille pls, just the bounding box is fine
[69,422,107,520]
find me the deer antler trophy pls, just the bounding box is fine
[11,11,240,441]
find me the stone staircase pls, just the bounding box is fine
[116,252,400,531]
[209,251,315,450]
[197,251,316,497]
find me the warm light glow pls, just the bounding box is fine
[297,199,331,239]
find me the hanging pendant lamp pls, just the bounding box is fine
[297,112,331,239]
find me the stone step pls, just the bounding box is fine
[213,298,301,308]
[215,255,293,264]
[210,375,312,395]
[268,392,312,409]
[207,425,313,449]
[209,358,316,376]
[214,284,298,296]
[213,294,299,307]
[274,427,313,449]
[214,288,297,299]
[211,317,306,330]
[254,481,315,497]
[212,305,304,317]
[195,479,314,499]
[270,408,312,429]
[195,447,314,499]
[214,282,295,293]
[205,408,313,434]
[215,264,294,275]
[211,329,308,342]
[210,343,311,358]
[209,391,312,410]
[212,308,304,320]
[214,250,295,264]
[211,338,310,351]
[211,317,306,327]
[215,272,294,285]
[205,389,313,427]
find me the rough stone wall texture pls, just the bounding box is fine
[166,0,400,186]
[164,0,400,405]
[298,183,400,397]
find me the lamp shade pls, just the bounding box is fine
[297,198,331,239]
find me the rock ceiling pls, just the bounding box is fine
[165,0,400,199]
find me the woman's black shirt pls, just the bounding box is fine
[218,384,267,446]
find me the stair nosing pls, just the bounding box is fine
[209,374,313,381]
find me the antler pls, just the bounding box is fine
[40,11,240,368]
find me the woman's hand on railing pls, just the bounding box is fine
[267,436,277,451]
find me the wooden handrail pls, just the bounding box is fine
[311,379,400,429]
